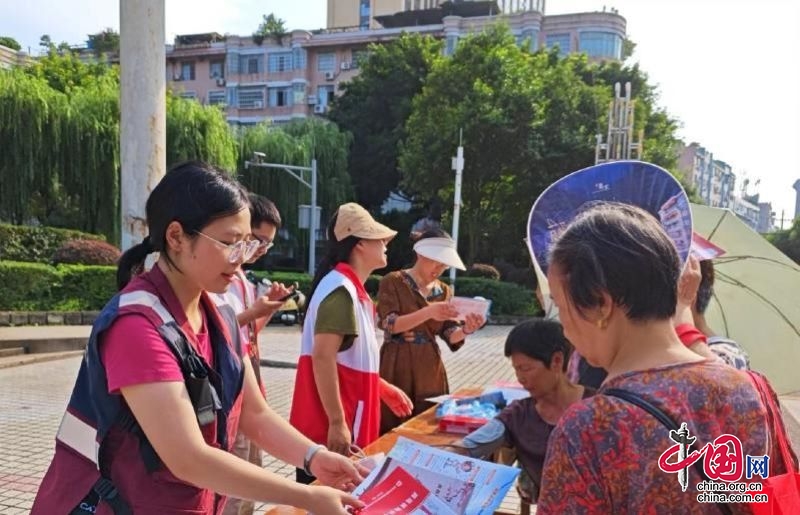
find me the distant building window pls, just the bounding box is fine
[268,52,293,73]
[317,85,335,106]
[293,48,307,70]
[351,49,369,68]
[210,60,224,79]
[240,56,262,74]
[179,91,197,100]
[318,53,335,72]
[181,62,195,80]
[293,83,306,104]
[546,33,571,55]
[208,90,226,106]
[517,29,539,51]
[579,31,622,59]
[445,35,458,56]
[268,87,293,107]
[359,0,370,29]
[239,87,265,109]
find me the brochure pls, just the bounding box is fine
[354,437,520,515]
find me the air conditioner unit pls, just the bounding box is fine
[216,77,226,87]
[340,61,351,71]
[314,104,327,114]
[307,95,318,105]
[173,72,182,81]
[253,100,263,108]
[324,71,335,81]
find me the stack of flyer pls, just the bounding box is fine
[353,437,520,514]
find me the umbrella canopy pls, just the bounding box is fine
[692,203,800,394]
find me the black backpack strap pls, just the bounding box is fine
[69,477,132,515]
[604,388,733,515]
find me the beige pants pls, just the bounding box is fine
[221,431,263,515]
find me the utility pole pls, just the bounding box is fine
[450,130,464,291]
[120,0,166,250]
[595,82,643,164]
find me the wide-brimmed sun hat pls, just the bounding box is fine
[413,237,466,270]
[333,202,397,242]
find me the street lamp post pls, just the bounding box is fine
[450,136,464,292]
[245,154,319,276]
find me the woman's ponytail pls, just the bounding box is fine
[116,236,154,290]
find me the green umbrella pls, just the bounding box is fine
[692,203,800,394]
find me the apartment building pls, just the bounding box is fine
[678,142,736,209]
[0,44,30,69]
[165,0,626,125]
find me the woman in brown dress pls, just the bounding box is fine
[377,229,485,433]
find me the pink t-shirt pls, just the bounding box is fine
[100,311,212,394]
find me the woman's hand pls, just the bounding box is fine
[675,256,701,326]
[462,313,484,335]
[426,302,459,322]
[265,281,294,302]
[309,449,370,491]
[327,421,352,456]
[306,485,365,514]
[380,382,413,418]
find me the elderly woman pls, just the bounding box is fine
[377,228,485,433]
[537,203,791,514]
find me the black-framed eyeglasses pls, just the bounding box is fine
[195,231,260,263]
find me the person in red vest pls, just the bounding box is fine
[32,162,366,515]
[289,203,413,484]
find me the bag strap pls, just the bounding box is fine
[746,371,798,474]
[604,388,733,515]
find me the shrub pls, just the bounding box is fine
[0,223,105,264]
[0,261,115,311]
[53,239,121,266]
[444,277,538,316]
[463,263,501,281]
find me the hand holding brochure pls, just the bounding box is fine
[450,296,491,321]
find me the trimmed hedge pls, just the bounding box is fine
[0,262,539,316]
[53,239,121,266]
[0,261,116,311]
[0,224,105,264]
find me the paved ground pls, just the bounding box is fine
[0,325,519,514]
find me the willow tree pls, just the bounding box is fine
[237,119,353,268]
[166,94,238,171]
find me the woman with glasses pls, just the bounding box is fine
[32,162,366,515]
[289,203,414,484]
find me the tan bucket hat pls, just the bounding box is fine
[333,202,398,242]
[413,237,466,270]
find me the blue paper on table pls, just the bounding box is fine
[526,160,693,275]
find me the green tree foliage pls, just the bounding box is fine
[237,119,354,269]
[767,219,800,264]
[0,36,21,51]
[87,28,120,56]
[0,54,240,243]
[328,33,443,210]
[253,14,288,45]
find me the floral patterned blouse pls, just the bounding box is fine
[537,360,787,515]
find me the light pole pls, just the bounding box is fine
[450,132,464,292]
[245,153,319,276]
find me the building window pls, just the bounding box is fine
[546,33,571,55]
[238,87,265,109]
[517,29,539,51]
[179,91,197,100]
[268,87,293,107]
[317,85,335,106]
[351,49,369,68]
[317,53,335,72]
[359,0,370,29]
[579,31,622,59]
[208,90,226,106]
[293,47,307,70]
[445,36,458,56]
[210,60,224,79]
[268,52,293,73]
[180,62,195,80]
[293,83,306,104]
[240,56,262,74]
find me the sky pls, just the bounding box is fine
[2,0,799,223]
